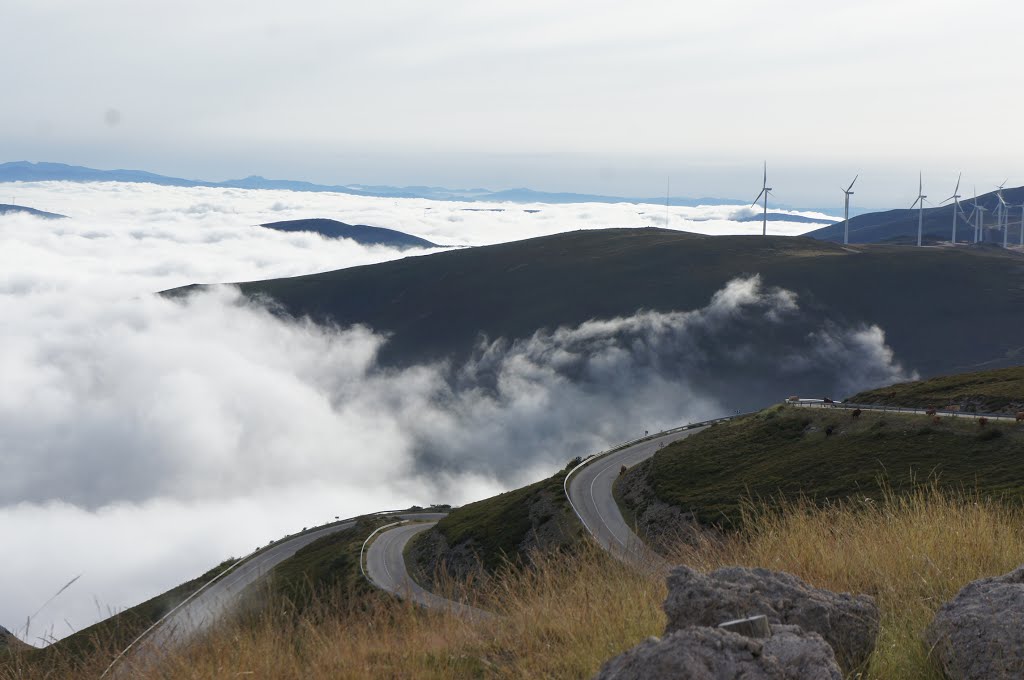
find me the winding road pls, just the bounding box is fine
[565,427,708,571]
[115,399,1005,672]
[363,519,493,620]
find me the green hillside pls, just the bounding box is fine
[408,467,585,588]
[624,405,1024,531]
[850,365,1024,414]
[167,228,1024,384]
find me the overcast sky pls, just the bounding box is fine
[4,0,1024,208]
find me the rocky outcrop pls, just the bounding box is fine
[663,565,879,672]
[593,625,842,680]
[926,565,1024,679]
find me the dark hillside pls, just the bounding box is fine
[807,184,1024,244]
[259,218,438,249]
[624,405,1024,532]
[0,204,66,219]
[168,228,1024,381]
[850,365,1024,414]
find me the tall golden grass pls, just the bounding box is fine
[4,485,1022,679]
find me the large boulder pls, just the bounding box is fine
[926,565,1024,679]
[663,565,879,671]
[593,624,842,680]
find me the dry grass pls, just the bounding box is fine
[669,484,1024,678]
[4,486,1023,679]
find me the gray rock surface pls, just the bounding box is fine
[926,564,1024,679]
[593,625,842,680]
[663,565,879,671]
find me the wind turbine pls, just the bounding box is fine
[971,187,987,243]
[841,175,857,245]
[941,173,963,244]
[751,162,772,236]
[909,173,928,246]
[995,184,1010,248]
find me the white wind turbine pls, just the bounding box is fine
[751,162,772,236]
[841,175,857,245]
[941,173,964,244]
[970,188,987,243]
[996,184,1010,248]
[909,173,928,246]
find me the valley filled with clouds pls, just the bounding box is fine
[2,182,884,645]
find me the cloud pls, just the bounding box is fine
[0,181,895,645]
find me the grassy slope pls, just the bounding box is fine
[646,405,1024,528]
[425,469,583,573]
[20,558,234,668]
[257,516,392,612]
[168,228,1024,378]
[850,365,1024,413]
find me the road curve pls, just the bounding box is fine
[566,427,707,570]
[108,511,440,676]
[364,520,493,620]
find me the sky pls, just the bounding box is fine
[0,182,917,646]
[4,0,1024,208]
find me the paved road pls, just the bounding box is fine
[364,520,493,620]
[566,427,707,571]
[110,512,439,676]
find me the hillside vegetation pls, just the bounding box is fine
[850,365,1024,414]
[625,405,1024,530]
[167,228,1024,381]
[408,468,585,590]
[5,488,1023,679]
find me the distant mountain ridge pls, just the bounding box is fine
[0,203,66,219]
[260,218,438,250]
[0,160,751,207]
[806,185,1024,244]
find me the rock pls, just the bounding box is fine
[719,614,771,638]
[926,565,1024,679]
[663,565,879,671]
[593,624,842,680]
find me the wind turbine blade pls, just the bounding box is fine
[954,172,961,195]
[910,197,920,210]
[763,162,767,186]
[847,175,858,192]
[751,189,766,206]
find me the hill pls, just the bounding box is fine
[0,204,66,219]
[618,405,1024,543]
[260,218,438,249]
[806,184,1024,244]
[407,467,584,591]
[167,228,1024,386]
[849,365,1024,414]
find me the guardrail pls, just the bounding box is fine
[102,506,443,677]
[791,400,1018,422]
[563,411,756,539]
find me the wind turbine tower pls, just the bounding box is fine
[996,186,1009,248]
[841,175,857,245]
[751,162,772,236]
[972,188,987,243]
[909,173,928,246]
[941,173,962,244]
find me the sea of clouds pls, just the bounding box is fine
[1,181,900,646]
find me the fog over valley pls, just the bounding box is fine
[2,181,900,645]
